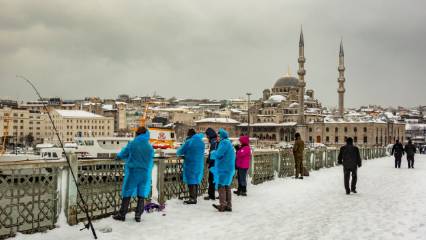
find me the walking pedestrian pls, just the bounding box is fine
[293,132,305,179]
[204,128,219,200]
[391,140,404,168]
[234,135,251,196]
[113,127,154,222]
[404,140,416,169]
[211,129,236,212]
[338,137,362,195]
[177,129,205,204]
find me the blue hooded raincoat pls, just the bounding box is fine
[177,133,205,185]
[117,131,154,198]
[210,129,236,188]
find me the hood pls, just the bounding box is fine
[218,128,229,140]
[205,128,217,140]
[239,135,250,146]
[191,133,204,140]
[135,130,150,142]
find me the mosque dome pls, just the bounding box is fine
[273,76,299,88]
[267,95,286,103]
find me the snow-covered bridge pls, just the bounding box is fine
[13,155,426,240]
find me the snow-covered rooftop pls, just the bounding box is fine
[55,110,104,118]
[238,122,297,127]
[195,118,239,124]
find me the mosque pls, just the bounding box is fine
[238,29,405,147]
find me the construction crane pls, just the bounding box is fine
[0,110,11,156]
[133,102,176,149]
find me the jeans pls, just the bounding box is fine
[237,168,248,188]
[395,156,402,168]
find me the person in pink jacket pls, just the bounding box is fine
[234,135,251,196]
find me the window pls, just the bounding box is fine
[344,127,348,133]
[326,127,329,132]
[335,136,338,143]
[364,127,367,133]
[335,127,338,133]
[309,136,313,142]
[354,137,358,143]
[354,127,357,132]
[326,136,330,142]
[363,136,368,143]
[309,128,312,132]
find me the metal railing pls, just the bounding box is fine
[0,146,387,238]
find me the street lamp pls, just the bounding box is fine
[246,93,252,137]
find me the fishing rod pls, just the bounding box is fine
[17,75,98,239]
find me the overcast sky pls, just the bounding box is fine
[0,0,425,107]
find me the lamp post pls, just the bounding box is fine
[246,93,252,137]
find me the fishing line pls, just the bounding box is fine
[17,75,98,239]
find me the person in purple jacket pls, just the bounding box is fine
[234,135,251,196]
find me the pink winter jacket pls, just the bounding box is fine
[236,136,252,169]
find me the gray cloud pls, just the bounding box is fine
[1,0,425,107]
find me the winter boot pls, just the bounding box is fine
[225,186,232,212]
[240,186,247,196]
[233,186,241,196]
[134,197,145,222]
[212,187,226,212]
[184,185,197,204]
[204,195,215,200]
[351,189,357,194]
[113,197,131,221]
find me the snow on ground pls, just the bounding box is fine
[15,155,426,240]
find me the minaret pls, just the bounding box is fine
[297,27,306,124]
[338,39,346,117]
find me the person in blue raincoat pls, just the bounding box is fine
[176,129,205,204]
[113,127,154,222]
[210,128,236,212]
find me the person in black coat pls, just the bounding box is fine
[391,140,404,168]
[404,140,416,168]
[338,137,362,195]
[204,128,218,200]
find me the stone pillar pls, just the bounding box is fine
[66,153,78,225]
